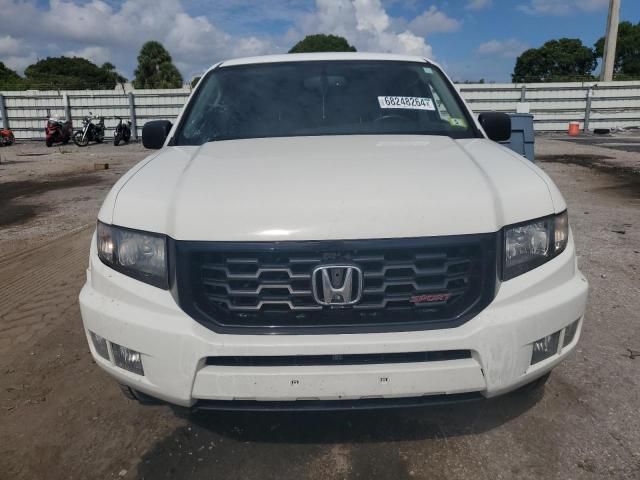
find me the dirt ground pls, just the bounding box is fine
[0,142,147,257]
[0,137,639,480]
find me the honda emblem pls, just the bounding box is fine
[311,265,363,306]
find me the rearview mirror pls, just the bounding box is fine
[478,112,511,142]
[142,120,173,149]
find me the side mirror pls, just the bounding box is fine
[142,120,173,149]
[478,112,511,142]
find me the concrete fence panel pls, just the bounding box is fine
[2,81,640,139]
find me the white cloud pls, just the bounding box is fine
[0,34,36,74]
[0,0,275,80]
[65,46,111,66]
[0,35,22,56]
[298,0,434,58]
[0,0,446,80]
[408,6,462,36]
[4,53,38,74]
[518,0,608,15]
[477,39,529,58]
[466,0,493,11]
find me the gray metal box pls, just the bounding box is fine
[504,113,535,162]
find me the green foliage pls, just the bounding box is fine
[512,38,597,82]
[289,34,357,54]
[23,56,118,89]
[0,62,27,90]
[101,62,128,85]
[132,41,183,89]
[191,76,201,88]
[595,21,640,79]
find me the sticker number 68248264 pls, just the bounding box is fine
[377,96,436,111]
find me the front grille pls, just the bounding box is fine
[172,235,498,334]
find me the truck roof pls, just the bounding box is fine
[219,52,433,68]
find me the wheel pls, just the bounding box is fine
[45,138,53,147]
[73,130,89,147]
[114,133,121,146]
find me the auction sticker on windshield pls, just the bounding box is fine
[378,96,436,111]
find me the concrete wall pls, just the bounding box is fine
[2,81,640,139]
[459,81,640,132]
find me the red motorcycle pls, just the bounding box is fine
[45,116,73,147]
[0,128,14,146]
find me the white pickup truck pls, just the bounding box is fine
[80,52,588,411]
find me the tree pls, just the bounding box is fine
[23,56,117,89]
[133,41,183,89]
[594,21,640,79]
[289,34,357,53]
[0,62,27,90]
[101,62,127,85]
[191,76,201,88]
[512,38,597,82]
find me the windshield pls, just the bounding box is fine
[174,60,478,145]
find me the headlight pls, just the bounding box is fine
[503,211,568,280]
[97,221,168,288]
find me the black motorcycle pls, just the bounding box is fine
[113,117,132,146]
[73,113,105,147]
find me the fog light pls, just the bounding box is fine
[563,319,580,347]
[111,343,144,375]
[531,331,561,365]
[90,331,109,360]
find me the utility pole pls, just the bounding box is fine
[600,0,621,81]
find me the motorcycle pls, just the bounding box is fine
[0,128,15,147]
[113,117,132,146]
[45,116,73,147]
[73,113,105,147]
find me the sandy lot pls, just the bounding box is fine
[0,137,638,479]
[0,142,146,256]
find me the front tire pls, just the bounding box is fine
[114,133,121,146]
[73,131,89,147]
[45,138,53,147]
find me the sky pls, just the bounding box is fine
[0,0,638,83]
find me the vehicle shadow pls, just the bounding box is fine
[136,388,545,479]
[184,387,544,444]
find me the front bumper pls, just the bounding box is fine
[79,234,588,408]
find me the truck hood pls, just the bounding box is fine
[106,135,563,241]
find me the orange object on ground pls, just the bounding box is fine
[568,122,580,136]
